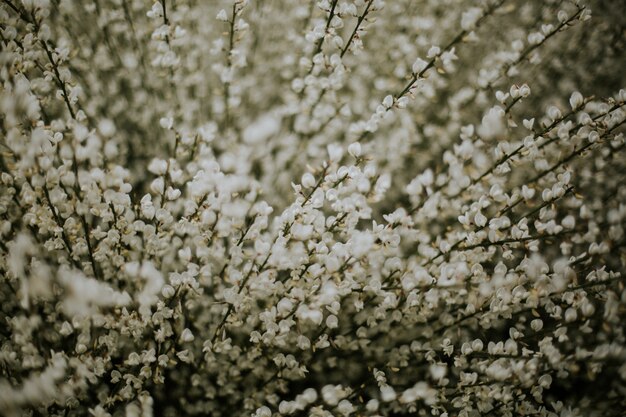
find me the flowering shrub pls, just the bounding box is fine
[1,0,625,416]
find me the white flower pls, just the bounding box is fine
[348,231,374,258]
[528,32,545,45]
[427,46,441,58]
[159,116,173,129]
[278,400,295,414]
[547,106,562,121]
[348,142,362,157]
[297,335,311,350]
[146,2,163,18]
[538,374,552,388]
[291,223,314,240]
[277,298,294,316]
[216,9,229,22]
[569,91,584,110]
[161,285,176,298]
[337,399,354,415]
[519,84,531,98]
[523,118,535,130]
[253,406,271,417]
[474,212,487,227]
[180,328,195,343]
[411,58,428,75]
[327,143,344,161]
[380,385,396,402]
[461,7,482,31]
[478,106,506,139]
[301,172,316,188]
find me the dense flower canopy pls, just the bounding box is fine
[0,0,625,416]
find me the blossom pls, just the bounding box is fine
[0,1,624,416]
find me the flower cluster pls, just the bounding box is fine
[0,0,625,416]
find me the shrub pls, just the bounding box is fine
[0,0,625,416]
